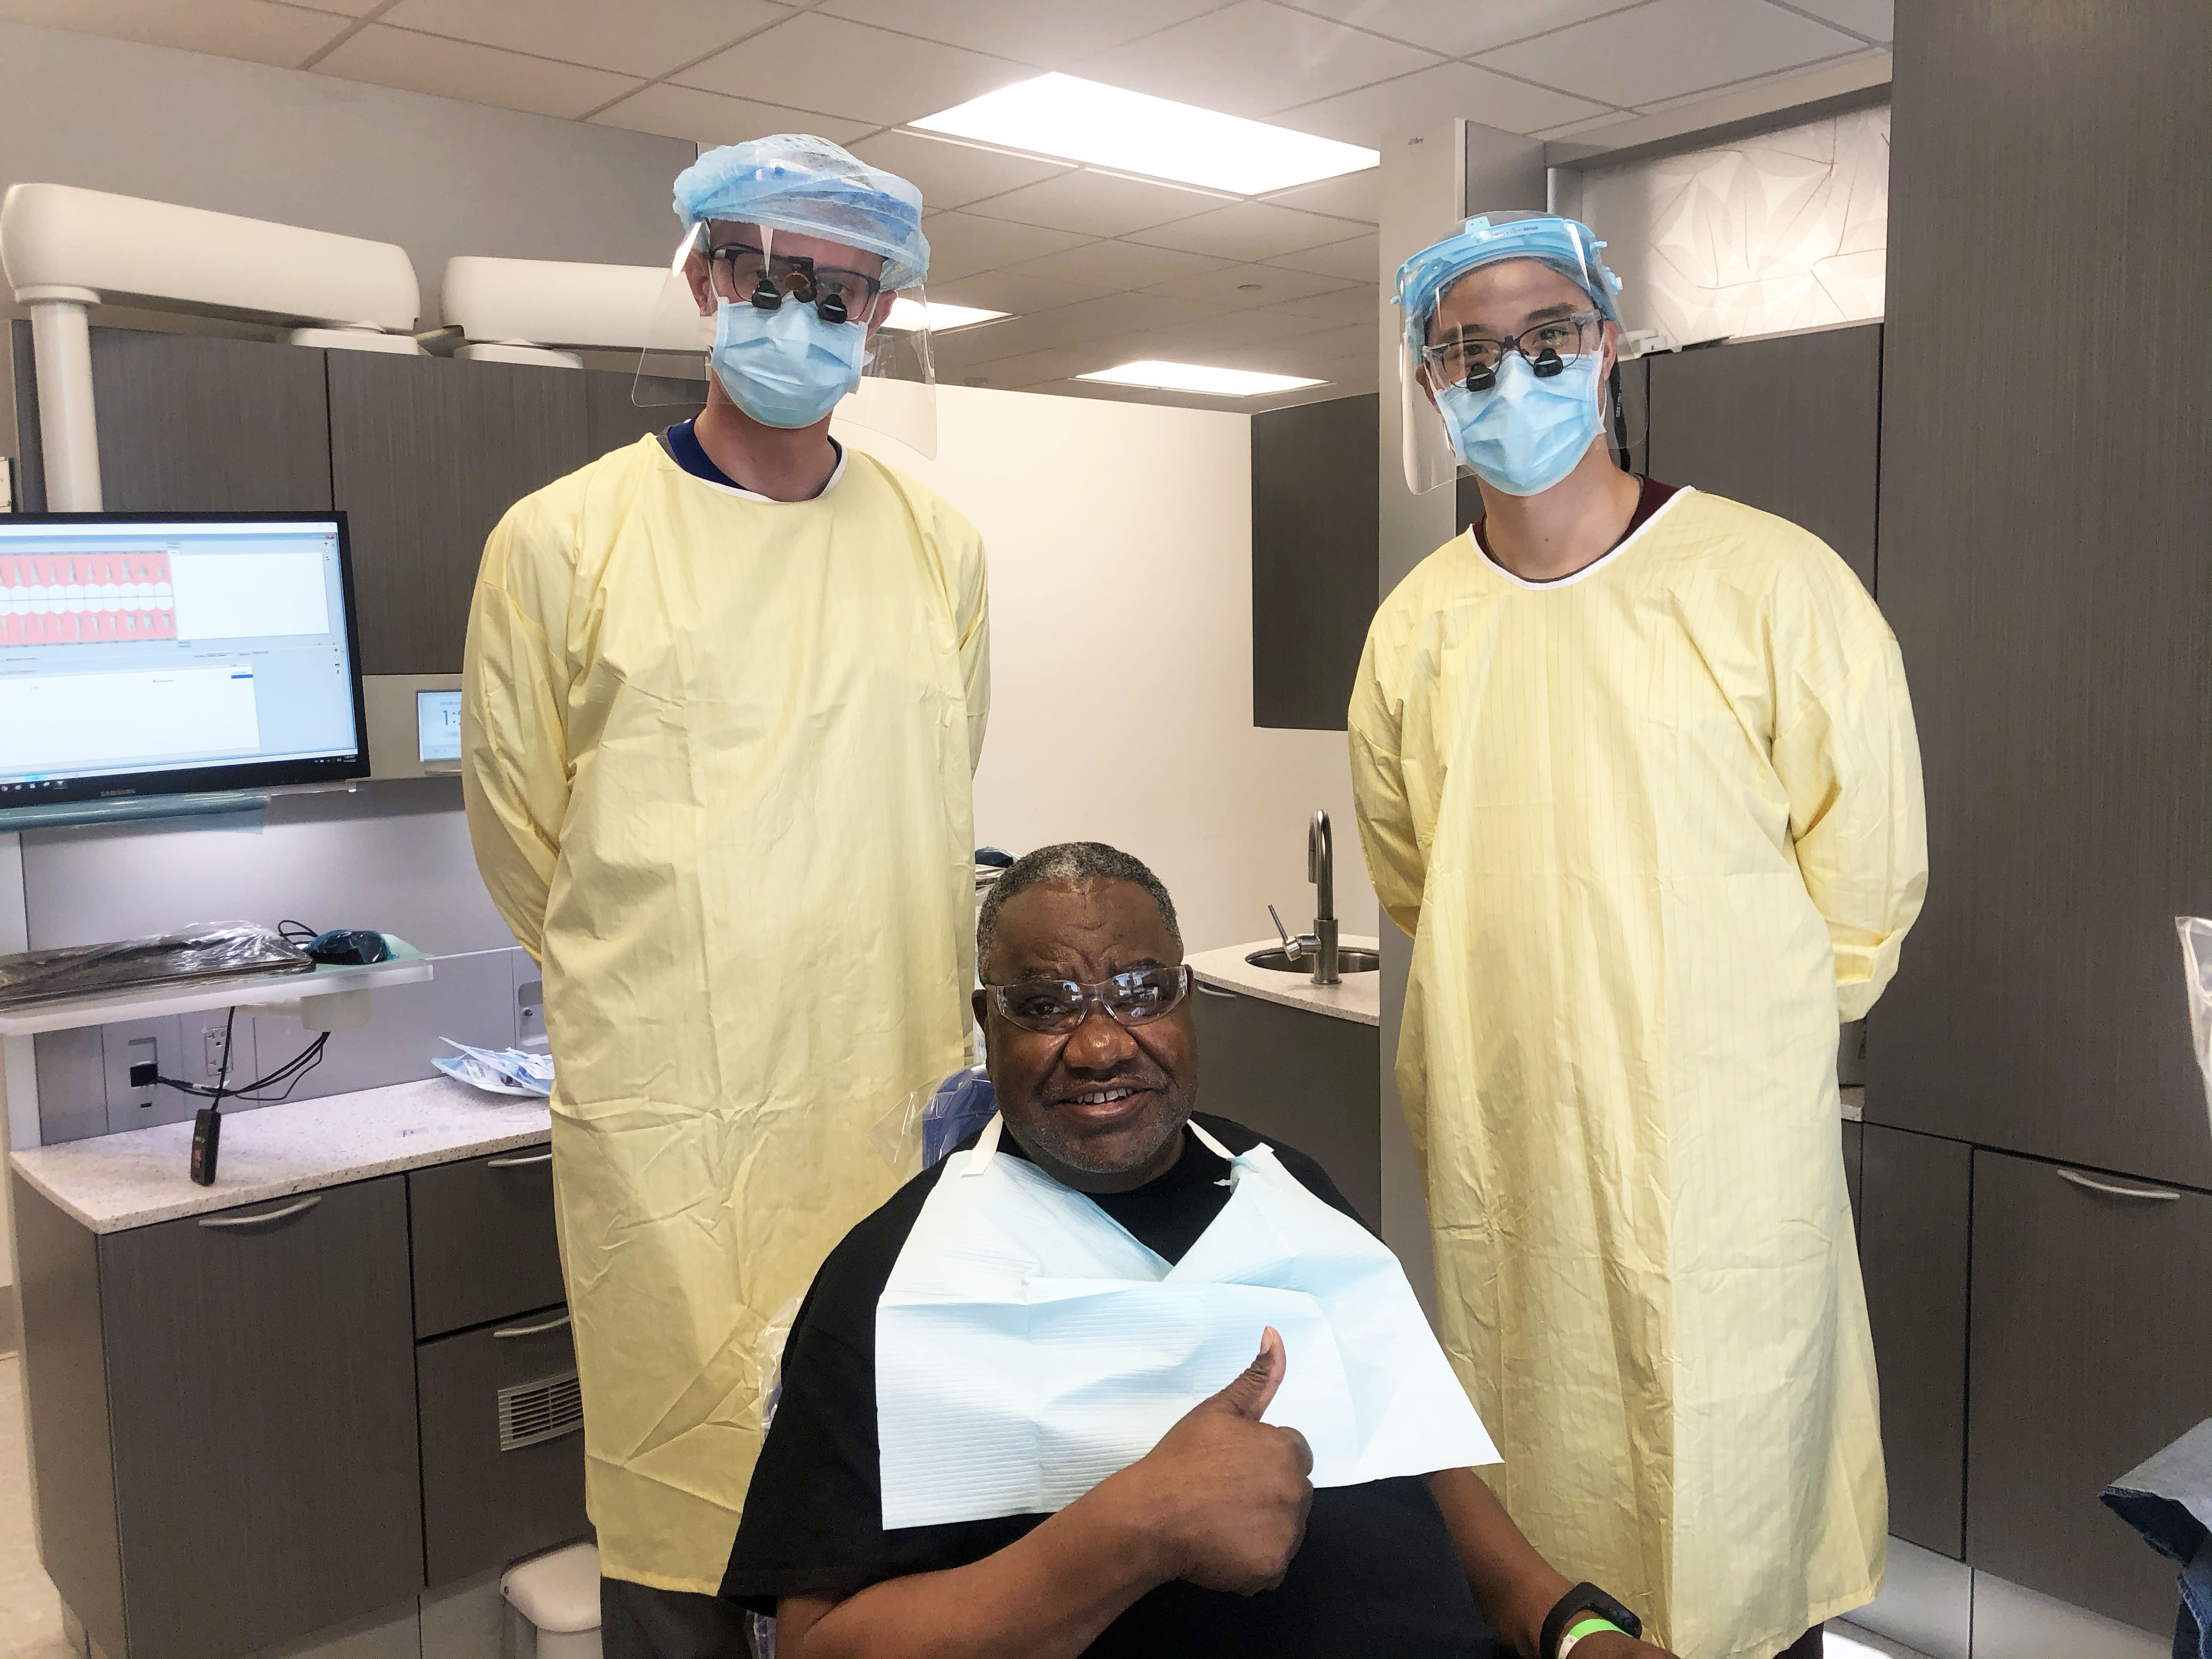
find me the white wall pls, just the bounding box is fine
[839,384,1378,956]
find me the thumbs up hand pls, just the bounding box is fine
[1105,1327,1316,1596]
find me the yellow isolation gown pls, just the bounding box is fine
[1348,489,1925,1659]
[462,435,989,1594]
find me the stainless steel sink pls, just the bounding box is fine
[1244,946,1379,974]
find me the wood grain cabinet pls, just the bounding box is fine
[408,1145,565,1339]
[1644,325,1881,593]
[14,1175,422,1659]
[1189,986,1381,1226]
[1869,0,2212,1192]
[1250,393,1378,731]
[329,352,589,676]
[1857,1123,1970,1558]
[1965,1148,2212,1634]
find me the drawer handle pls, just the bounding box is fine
[494,1311,572,1340]
[1194,981,1239,1000]
[199,1195,321,1229]
[486,1151,552,1169]
[2057,1167,2180,1203]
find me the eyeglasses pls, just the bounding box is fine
[709,242,882,325]
[986,965,1193,1035]
[1421,309,1605,391]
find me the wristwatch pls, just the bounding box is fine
[1541,1582,1643,1658]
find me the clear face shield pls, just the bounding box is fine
[1396,210,1642,496]
[633,219,938,459]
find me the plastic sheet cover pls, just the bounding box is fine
[0,921,310,1011]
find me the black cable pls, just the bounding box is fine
[155,1028,331,1102]
[276,918,319,945]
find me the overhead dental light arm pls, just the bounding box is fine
[0,182,420,509]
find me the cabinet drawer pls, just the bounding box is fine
[409,1145,564,1338]
[417,1306,589,1585]
[1967,1149,2212,1632]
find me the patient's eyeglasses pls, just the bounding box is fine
[986,966,1193,1035]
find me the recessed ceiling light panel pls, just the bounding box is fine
[1076,360,1327,397]
[912,74,1379,197]
[883,298,1007,332]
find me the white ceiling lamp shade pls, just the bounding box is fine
[1077,360,1326,396]
[0,183,423,509]
[911,74,1380,197]
[439,256,705,358]
[0,183,417,330]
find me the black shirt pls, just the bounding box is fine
[723,1114,1505,1658]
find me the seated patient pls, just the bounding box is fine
[724,843,1676,1659]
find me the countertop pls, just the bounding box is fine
[9,1075,550,1234]
[1188,936,1382,1027]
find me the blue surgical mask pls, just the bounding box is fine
[1436,349,1604,497]
[708,297,867,428]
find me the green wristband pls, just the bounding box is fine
[1558,1615,1626,1656]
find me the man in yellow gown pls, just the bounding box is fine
[1349,213,1926,1659]
[463,136,987,1655]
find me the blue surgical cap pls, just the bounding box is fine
[673,134,930,291]
[1395,214,1623,347]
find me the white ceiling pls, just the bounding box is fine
[0,0,1893,410]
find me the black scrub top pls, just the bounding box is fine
[723,1113,1508,1659]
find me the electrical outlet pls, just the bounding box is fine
[516,978,546,1048]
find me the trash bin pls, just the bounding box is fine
[502,1541,602,1659]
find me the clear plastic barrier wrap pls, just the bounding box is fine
[0,921,311,1011]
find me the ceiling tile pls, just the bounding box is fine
[817,0,1224,69]
[0,0,351,67]
[942,291,1223,357]
[1141,306,1339,348]
[1528,108,1640,141]
[678,12,1028,126]
[1630,42,1886,113]
[1003,239,1235,290]
[1278,60,1607,145]
[1128,200,1356,262]
[1263,232,1378,281]
[1139,262,1352,309]
[962,170,1227,238]
[919,211,1099,283]
[1279,0,1633,56]
[376,0,783,78]
[592,82,875,147]
[928,269,1122,313]
[314,24,644,118]
[849,130,1073,211]
[1256,170,1381,225]
[944,348,1110,390]
[1251,284,1378,326]
[1782,0,1893,41]
[1474,0,1860,109]
[1077,0,1439,120]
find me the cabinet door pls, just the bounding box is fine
[100,1179,422,1659]
[1840,1118,1863,1233]
[330,353,589,675]
[1645,325,1881,592]
[1858,1124,1970,1557]
[1966,1148,2212,1632]
[417,1307,588,1585]
[91,328,334,512]
[1251,392,1379,731]
[1189,984,1382,1225]
[409,1144,565,1340]
[1869,0,2212,1188]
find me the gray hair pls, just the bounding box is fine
[976,842,1181,977]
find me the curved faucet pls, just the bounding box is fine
[1308,811,1339,985]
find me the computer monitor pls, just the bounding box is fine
[0,511,370,806]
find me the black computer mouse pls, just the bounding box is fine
[306,929,392,966]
